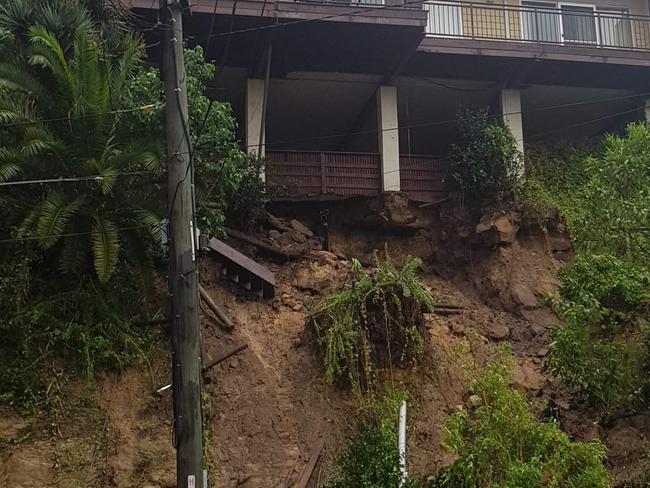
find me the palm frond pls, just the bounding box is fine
[107,32,143,102]
[132,209,162,242]
[59,222,87,275]
[28,25,72,89]
[85,157,118,194]
[0,61,42,95]
[91,212,119,282]
[35,191,83,248]
[0,162,20,182]
[111,150,159,172]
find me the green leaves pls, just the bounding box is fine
[449,109,522,206]
[438,359,608,488]
[34,191,83,248]
[309,254,430,390]
[91,213,119,283]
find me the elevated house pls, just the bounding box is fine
[132,0,650,202]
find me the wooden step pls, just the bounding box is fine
[207,238,276,299]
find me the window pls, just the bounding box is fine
[598,7,633,47]
[560,4,598,44]
[521,1,561,42]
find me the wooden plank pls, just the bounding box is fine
[207,238,276,298]
[293,439,325,488]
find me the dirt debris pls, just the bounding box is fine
[2,198,650,486]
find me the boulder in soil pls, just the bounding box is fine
[289,219,314,237]
[512,359,545,393]
[293,261,338,294]
[476,210,520,246]
[510,283,539,310]
[488,324,510,340]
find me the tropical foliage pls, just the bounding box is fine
[0,0,248,407]
[525,123,650,412]
[0,18,161,282]
[435,357,608,488]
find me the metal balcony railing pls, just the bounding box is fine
[423,1,650,51]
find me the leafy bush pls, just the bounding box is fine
[449,109,522,205]
[436,358,608,488]
[223,154,268,231]
[548,254,650,411]
[527,124,650,412]
[328,386,427,488]
[309,254,432,390]
[0,258,159,410]
[122,45,249,238]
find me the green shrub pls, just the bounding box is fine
[223,155,268,231]
[548,254,650,410]
[449,109,522,205]
[0,258,159,410]
[525,124,650,413]
[309,254,432,390]
[436,358,608,488]
[328,386,428,488]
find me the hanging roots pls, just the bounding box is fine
[308,253,433,391]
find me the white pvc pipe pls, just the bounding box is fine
[398,400,407,486]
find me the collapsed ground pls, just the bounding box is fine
[1,195,648,487]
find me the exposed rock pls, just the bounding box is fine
[267,213,289,232]
[289,230,306,244]
[521,308,557,329]
[450,321,466,335]
[488,324,510,340]
[512,360,546,392]
[530,323,548,337]
[536,347,549,357]
[268,229,281,239]
[510,283,539,310]
[476,210,520,245]
[548,234,572,252]
[468,394,482,409]
[293,261,338,294]
[381,192,417,226]
[289,219,314,237]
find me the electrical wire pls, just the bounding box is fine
[245,91,647,150]
[0,103,163,131]
[195,0,449,40]
[0,225,152,244]
[0,175,103,187]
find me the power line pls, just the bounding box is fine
[0,103,162,131]
[246,91,646,150]
[0,225,153,244]
[0,175,103,187]
[196,0,439,40]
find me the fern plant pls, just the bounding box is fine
[309,253,433,390]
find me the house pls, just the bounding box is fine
[131,0,650,201]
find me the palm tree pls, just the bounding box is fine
[0,25,161,282]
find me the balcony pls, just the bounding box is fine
[419,1,650,66]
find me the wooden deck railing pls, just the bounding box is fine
[266,150,448,201]
[399,154,449,202]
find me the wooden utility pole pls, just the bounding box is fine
[162,1,204,487]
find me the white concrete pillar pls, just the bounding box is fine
[501,88,524,156]
[644,98,650,122]
[377,85,401,192]
[246,79,265,158]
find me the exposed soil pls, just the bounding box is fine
[2,195,650,487]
